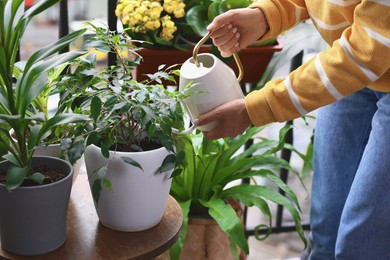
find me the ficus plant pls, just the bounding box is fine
[59,23,190,204]
[0,0,89,190]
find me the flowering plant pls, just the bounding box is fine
[115,0,191,50]
[115,0,253,51]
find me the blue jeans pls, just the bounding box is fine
[308,88,390,260]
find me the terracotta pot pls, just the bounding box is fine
[180,201,246,260]
[133,41,283,84]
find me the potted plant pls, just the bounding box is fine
[115,0,253,50]
[0,0,88,256]
[115,0,282,83]
[14,63,88,182]
[74,23,188,232]
[168,126,307,259]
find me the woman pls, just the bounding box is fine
[195,1,390,259]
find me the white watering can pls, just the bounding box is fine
[176,31,245,135]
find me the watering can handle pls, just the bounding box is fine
[192,31,244,83]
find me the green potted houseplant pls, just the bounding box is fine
[115,0,282,83]
[14,63,88,182]
[70,23,188,232]
[115,0,252,50]
[0,0,88,256]
[169,126,307,259]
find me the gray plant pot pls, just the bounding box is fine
[0,156,73,256]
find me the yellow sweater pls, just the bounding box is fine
[246,0,390,126]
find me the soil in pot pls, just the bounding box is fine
[0,165,67,186]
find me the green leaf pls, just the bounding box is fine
[170,168,182,179]
[223,184,306,246]
[38,113,89,141]
[24,0,62,19]
[91,96,102,123]
[175,150,185,166]
[207,2,220,21]
[24,29,86,72]
[27,172,45,184]
[147,123,157,138]
[92,179,102,204]
[6,166,27,191]
[216,126,264,169]
[218,0,252,13]
[2,153,21,167]
[120,156,143,171]
[268,124,293,154]
[100,140,110,158]
[200,198,249,254]
[86,131,100,146]
[155,154,176,174]
[169,200,191,259]
[186,6,209,37]
[28,124,42,151]
[102,178,112,191]
[16,50,87,115]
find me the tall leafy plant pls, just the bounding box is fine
[55,23,190,203]
[170,125,307,259]
[0,0,88,190]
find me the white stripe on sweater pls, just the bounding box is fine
[284,76,307,115]
[327,0,360,7]
[315,55,344,100]
[309,11,350,31]
[367,0,390,7]
[295,6,301,24]
[339,35,379,82]
[363,27,390,48]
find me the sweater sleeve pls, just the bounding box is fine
[245,0,390,126]
[249,0,310,40]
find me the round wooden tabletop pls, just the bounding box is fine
[0,174,183,260]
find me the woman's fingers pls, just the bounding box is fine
[208,24,241,57]
[207,8,269,56]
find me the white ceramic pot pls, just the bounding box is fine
[34,143,83,183]
[84,144,173,232]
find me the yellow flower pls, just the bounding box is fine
[150,10,160,20]
[115,3,124,17]
[173,9,185,18]
[129,17,138,26]
[137,5,147,14]
[145,21,155,30]
[160,15,177,41]
[163,0,185,18]
[141,1,151,7]
[134,13,142,22]
[116,0,186,45]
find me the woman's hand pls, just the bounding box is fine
[207,8,269,57]
[194,99,252,140]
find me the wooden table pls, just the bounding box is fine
[0,174,183,260]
